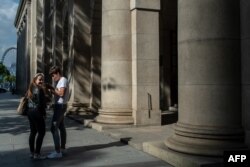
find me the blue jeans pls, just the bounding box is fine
[50,104,67,152]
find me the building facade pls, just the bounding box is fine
[15,0,250,165]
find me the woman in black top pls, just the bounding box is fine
[26,73,46,159]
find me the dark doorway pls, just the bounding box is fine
[159,0,178,125]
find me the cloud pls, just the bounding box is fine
[0,2,18,20]
[0,0,19,67]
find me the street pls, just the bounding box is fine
[0,92,172,167]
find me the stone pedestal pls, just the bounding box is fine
[165,0,246,156]
[95,0,133,124]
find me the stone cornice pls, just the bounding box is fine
[14,0,30,28]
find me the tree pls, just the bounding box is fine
[4,75,16,83]
[0,63,10,75]
[0,63,11,83]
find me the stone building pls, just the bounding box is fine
[15,0,250,166]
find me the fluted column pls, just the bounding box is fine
[165,0,246,156]
[95,0,133,124]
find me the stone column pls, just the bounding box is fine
[43,0,52,83]
[36,0,44,72]
[15,0,31,94]
[26,1,31,88]
[30,0,37,76]
[66,0,92,112]
[90,0,102,111]
[130,0,161,125]
[54,0,63,67]
[29,0,43,74]
[95,0,133,124]
[165,0,245,156]
[241,0,250,147]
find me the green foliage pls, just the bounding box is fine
[4,75,16,83]
[0,63,10,75]
[0,63,12,83]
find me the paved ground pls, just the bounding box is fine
[0,92,172,167]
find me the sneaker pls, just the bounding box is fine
[47,151,62,159]
[33,154,46,160]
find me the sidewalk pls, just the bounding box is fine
[0,92,172,167]
[66,108,175,151]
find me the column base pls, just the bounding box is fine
[144,141,223,167]
[165,123,246,156]
[95,108,134,124]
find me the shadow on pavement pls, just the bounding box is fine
[0,116,30,134]
[1,146,104,167]
[0,141,126,167]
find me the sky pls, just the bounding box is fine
[0,0,19,67]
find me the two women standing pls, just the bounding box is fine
[25,66,69,160]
